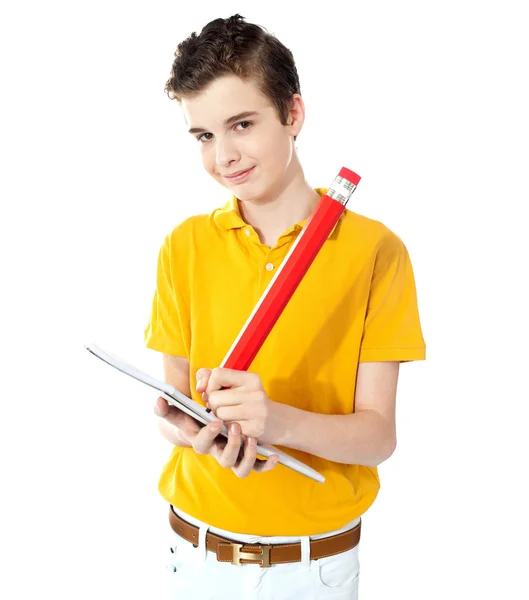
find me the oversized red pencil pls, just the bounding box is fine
[220,167,360,372]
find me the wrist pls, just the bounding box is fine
[269,401,301,446]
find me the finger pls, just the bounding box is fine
[177,414,205,441]
[196,369,213,393]
[154,396,170,417]
[232,436,258,478]
[154,398,203,438]
[207,388,247,415]
[252,452,279,473]
[206,368,259,394]
[154,398,188,427]
[192,421,224,455]
[217,423,244,468]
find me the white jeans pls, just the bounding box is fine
[165,506,361,599]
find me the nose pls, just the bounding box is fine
[215,135,240,169]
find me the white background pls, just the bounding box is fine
[1,1,528,598]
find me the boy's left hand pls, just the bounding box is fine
[196,368,279,445]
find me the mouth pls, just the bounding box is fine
[223,167,255,182]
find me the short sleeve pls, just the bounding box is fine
[143,234,189,357]
[359,236,426,362]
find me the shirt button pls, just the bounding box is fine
[245,229,251,236]
[265,263,274,271]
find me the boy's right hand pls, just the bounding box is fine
[154,397,279,478]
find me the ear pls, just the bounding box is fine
[287,94,305,136]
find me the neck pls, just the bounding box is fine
[237,165,321,247]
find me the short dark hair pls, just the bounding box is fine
[165,14,301,140]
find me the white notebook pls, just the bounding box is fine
[85,343,325,483]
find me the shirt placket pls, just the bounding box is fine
[257,234,296,296]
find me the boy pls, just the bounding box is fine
[144,13,426,599]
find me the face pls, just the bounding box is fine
[181,75,303,202]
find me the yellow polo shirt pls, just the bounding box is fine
[144,187,426,535]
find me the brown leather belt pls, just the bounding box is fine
[169,506,361,568]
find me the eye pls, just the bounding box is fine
[235,120,252,131]
[196,132,213,143]
[196,121,253,143]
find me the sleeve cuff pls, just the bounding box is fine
[359,346,426,362]
[144,335,188,358]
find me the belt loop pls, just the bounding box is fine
[301,536,311,571]
[198,524,209,562]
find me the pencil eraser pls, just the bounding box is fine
[339,167,361,186]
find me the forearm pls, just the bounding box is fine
[160,354,193,447]
[272,403,396,466]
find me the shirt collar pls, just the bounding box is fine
[213,188,344,239]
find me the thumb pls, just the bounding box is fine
[196,368,213,391]
[154,396,169,416]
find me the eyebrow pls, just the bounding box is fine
[188,111,260,135]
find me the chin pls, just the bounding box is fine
[216,179,255,199]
